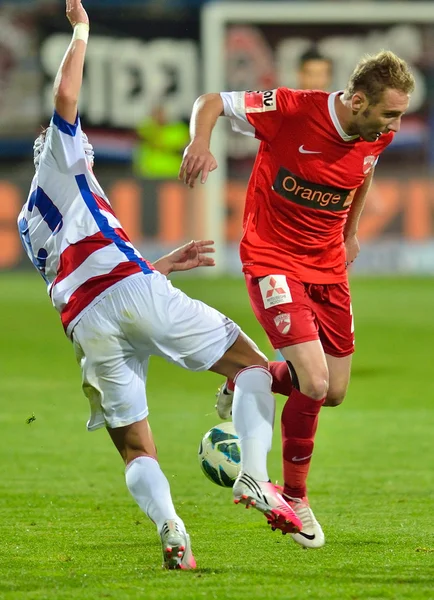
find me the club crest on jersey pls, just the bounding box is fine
[363,155,376,175]
[245,89,277,113]
[259,275,292,309]
[272,167,355,211]
[274,313,291,335]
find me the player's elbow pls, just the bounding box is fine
[53,91,78,125]
[54,84,78,108]
[53,83,79,123]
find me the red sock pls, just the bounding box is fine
[226,361,292,395]
[281,389,324,498]
[269,361,292,395]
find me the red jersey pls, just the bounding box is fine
[221,89,393,283]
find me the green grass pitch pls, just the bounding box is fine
[1,273,433,600]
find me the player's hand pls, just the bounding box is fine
[154,240,216,275]
[178,141,218,188]
[344,233,360,268]
[66,0,89,27]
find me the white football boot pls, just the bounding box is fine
[282,493,325,549]
[215,382,234,420]
[233,473,302,534]
[159,519,196,570]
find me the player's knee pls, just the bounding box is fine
[212,332,268,380]
[302,376,329,400]
[324,390,346,407]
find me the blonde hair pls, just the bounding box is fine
[344,50,415,105]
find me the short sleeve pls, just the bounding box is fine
[221,88,298,143]
[42,111,88,174]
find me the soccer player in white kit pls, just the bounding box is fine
[18,0,302,569]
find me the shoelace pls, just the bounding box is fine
[276,503,297,516]
[274,493,298,516]
[161,521,183,539]
[285,497,314,529]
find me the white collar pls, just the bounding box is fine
[328,91,359,141]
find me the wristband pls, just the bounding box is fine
[72,23,89,44]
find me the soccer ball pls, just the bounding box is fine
[198,422,241,487]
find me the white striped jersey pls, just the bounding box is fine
[18,111,154,337]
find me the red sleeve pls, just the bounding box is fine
[244,88,298,143]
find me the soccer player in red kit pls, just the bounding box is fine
[179,51,415,548]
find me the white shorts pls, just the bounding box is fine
[72,272,240,431]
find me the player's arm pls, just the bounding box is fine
[343,169,375,266]
[178,94,223,188]
[43,1,90,173]
[179,89,284,188]
[53,0,89,125]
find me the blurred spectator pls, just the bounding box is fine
[134,105,189,180]
[297,47,333,92]
[133,105,189,236]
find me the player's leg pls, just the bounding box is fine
[314,280,355,407]
[278,280,354,548]
[269,360,294,394]
[276,340,326,547]
[209,334,273,486]
[129,272,301,534]
[209,333,302,534]
[212,333,327,501]
[108,417,195,571]
[241,274,327,547]
[215,354,294,417]
[72,290,195,570]
[324,354,352,406]
[278,340,327,499]
[265,353,352,403]
[215,276,327,504]
[214,273,318,412]
[270,285,353,398]
[241,274,327,491]
[107,414,156,463]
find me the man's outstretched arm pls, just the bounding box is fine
[53,0,90,125]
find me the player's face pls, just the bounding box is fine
[352,88,410,142]
[298,59,332,91]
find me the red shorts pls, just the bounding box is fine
[245,274,354,358]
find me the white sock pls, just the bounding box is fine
[125,455,185,533]
[232,366,275,481]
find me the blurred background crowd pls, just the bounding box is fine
[1,0,433,274]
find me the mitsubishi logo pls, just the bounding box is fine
[266,276,286,298]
